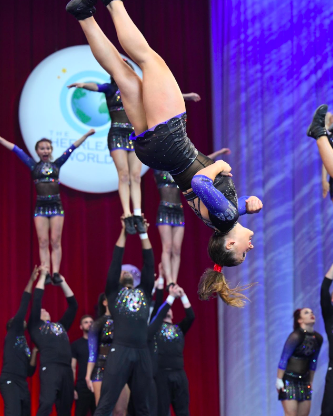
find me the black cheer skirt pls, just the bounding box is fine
[278,373,312,401]
[156,201,185,227]
[34,194,64,218]
[108,123,135,153]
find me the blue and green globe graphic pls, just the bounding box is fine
[71,88,110,127]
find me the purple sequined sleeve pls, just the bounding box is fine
[88,326,99,363]
[54,144,76,168]
[97,83,113,97]
[238,196,250,216]
[278,331,303,370]
[12,145,36,171]
[191,175,238,221]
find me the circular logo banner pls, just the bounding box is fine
[19,45,148,193]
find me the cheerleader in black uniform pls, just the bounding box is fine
[154,149,230,285]
[0,130,95,284]
[86,293,129,414]
[276,308,323,416]
[66,0,263,307]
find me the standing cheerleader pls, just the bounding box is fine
[276,308,323,416]
[66,0,263,306]
[0,129,95,284]
[86,293,129,414]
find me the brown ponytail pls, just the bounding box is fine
[198,268,254,307]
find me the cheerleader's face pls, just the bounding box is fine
[225,223,254,263]
[120,271,134,288]
[40,308,51,322]
[299,308,315,325]
[36,141,53,162]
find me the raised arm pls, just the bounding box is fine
[54,129,95,168]
[0,136,15,150]
[58,277,78,331]
[177,288,195,335]
[322,165,330,199]
[148,285,180,340]
[105,223,126,297]
[208,148,231,160]
[182,92,201,102]
[67,82,99,91]
[150,267,165,322]
[10,143,36,170]
[28,269,47,330]
[11,266,39,330]
[140,225,155,297]
[321,264,333,322]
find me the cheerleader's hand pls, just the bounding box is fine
[87,129,96,137]
[275,378,285,393]
[215,160,232,177]
[245,196,263,214]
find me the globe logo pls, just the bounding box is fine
[19,45,147,194]
[71,87,110,127]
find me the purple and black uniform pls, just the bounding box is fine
[12,144,76,217]
[0,292,36,416]
[153,170,184,227]
[88,315,113,382]
[132,112,251,235]
[97,83,135,153]
[28,288,78,416]
[278,328,322,401]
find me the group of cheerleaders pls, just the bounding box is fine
[1,0,333,415]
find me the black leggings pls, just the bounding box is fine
[155,369,190,416]
[75,386,96,416]
[0,376,31,416]
[36,364,74,416]
[321,364,333,416]
[94,344,152,416]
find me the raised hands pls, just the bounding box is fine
[245,196,263,214]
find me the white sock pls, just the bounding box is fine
[134,208,142,216]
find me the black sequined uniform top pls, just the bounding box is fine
[1,292,36,380]
[156,307,195,370]
[105,246,155,348]
[154,170,181,204]
[12,144,76,196]
[28,288,78,367]
[88,315,114,363]
[278,328,323,376]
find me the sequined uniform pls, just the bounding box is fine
[88,315,113,382]
[71,337,96,416]
[155,307,195,416]
[320,277,333,415]
[154,170,184,227]
[278,328,323,401]
[97,83,135,153]
[0,292,36,416]
[133,113,250,234]
[94,245,154,416]
[12,144,76,217]
[128,289,171,416]
[28,288,78,416]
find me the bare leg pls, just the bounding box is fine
[34,217,50,269]
[128,151,142,210]
[282,400,298,416]
[297,401,311,416]
[107,2,186,128]
[317,136,333,177]
[78,17,147,134]
[112,150,131,216]
[93,381,102,405]
[158,225,173,285]
[171,226,184,283]
[50,216,64,273]
[114,385,130,416]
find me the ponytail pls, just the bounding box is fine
[198,268,253,307]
